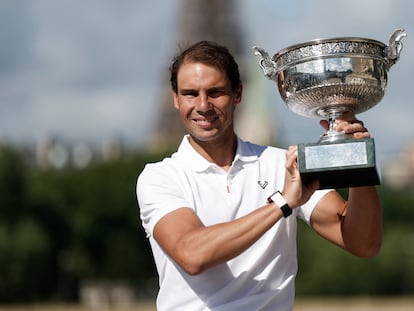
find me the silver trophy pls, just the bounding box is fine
[254,29,406,188]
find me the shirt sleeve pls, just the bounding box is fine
[296,189,333,225]
[136,162,192,238]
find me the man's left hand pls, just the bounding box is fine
[319,112,370,139]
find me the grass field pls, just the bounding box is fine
[0,297,413,310]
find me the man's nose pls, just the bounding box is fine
[196,94,211,111]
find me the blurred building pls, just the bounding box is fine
[148,0,274,151]
[34,136,124,170]
[382,143,414,188]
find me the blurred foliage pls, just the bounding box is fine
[0,145,414,302]
[0,146,168,302]
[296,187,414,296]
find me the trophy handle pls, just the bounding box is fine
[253,46,278,79]
[384,29,406,67]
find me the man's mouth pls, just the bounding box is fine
[193,116,219,125]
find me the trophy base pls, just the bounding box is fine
[298,138,381,189]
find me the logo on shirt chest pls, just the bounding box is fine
[257,180,268,189]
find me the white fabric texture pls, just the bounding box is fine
[137,135,331,311]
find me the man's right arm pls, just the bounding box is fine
[153,203,284,275]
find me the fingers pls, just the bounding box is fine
[319,118,371,139]
[283,145,301,207]
[284,144,319,208]
[285,145,298,173]
[284,145,300,185]
[336,119,370,138]
[319,119,329,130]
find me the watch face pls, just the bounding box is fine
[273,192,286,206]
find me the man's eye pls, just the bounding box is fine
[182,92,197,97]
[209,91,224,98]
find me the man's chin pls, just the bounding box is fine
[188,132,220,143]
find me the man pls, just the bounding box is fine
[136,41,381,310]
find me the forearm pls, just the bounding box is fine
[173,203,283,274]
[342,186,382,257]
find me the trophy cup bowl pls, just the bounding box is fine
[254,29,406,188]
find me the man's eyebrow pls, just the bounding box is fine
[179,88,197,94]
[208,86,226,91]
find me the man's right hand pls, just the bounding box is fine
[282,145,319,208]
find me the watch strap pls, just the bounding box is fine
[267,191,292,218]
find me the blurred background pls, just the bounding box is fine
[1,0,414,309]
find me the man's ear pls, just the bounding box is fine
[234,83,243,105]
[173,91,179,109]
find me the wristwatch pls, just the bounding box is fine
[267,191,292,218]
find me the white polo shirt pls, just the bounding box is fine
[137,135,331,311]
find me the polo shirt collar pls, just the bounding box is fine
[175,135,259,172]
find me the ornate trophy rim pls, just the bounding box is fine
[272,37,387,73]
[253,29,406,79]
[253,30,406,120]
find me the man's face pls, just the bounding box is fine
[173,62,242,143]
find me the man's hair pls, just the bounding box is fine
[170,41,241,93]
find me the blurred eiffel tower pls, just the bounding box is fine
[148,0,274,151]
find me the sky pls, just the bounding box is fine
[0,0,413,159]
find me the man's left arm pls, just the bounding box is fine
[309,116,382,257]
[310,186,381,257]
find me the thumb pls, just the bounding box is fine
[319,119,329,130]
